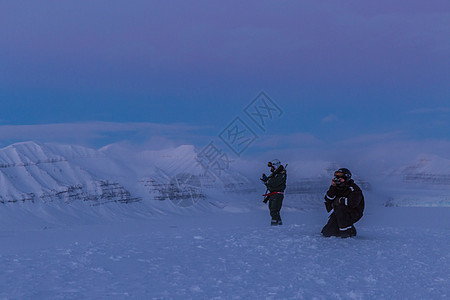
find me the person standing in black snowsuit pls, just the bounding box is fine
[261,159,287,226]
[321,168,364,238]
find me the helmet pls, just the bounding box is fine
[333,168,352,188]
[268,159,281,169]
[334,168,352,180]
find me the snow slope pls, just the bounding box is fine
[0,142,253,222]
[0,142,138,206]
[382,155,450,207]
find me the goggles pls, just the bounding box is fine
[333,171,347,185]
[268,162,273,167]
[334,172,345,178]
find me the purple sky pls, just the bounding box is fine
[0,1,449,151]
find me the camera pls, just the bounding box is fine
[333,177,345,186]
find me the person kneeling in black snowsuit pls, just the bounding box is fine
[321,168,364,238]
[261,159,287,226]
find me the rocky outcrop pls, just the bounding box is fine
[140,174,206,207]
[0,181,140,205]
[403,174,450,185]
[0,142,141,207]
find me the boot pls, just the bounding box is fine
[339,225,357,238]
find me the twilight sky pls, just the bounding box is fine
[0,1,449,156]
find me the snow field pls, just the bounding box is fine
[0,207,448,299]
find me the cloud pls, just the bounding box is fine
[339,131,405,145]
[0,121,206,149]
[233,132,327,163]
[250,132,323,150]
[321,114,338,123]
[406,107,450,114]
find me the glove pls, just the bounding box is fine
[332,197,347,208]
[327,185,338,197]
[260,173,268,182]
[324,186,337,202]
[324,201,333,213]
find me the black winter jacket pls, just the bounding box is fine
[324,179,365,215]
[265,166,287,193]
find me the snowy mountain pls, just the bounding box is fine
[401,155,450,185]
[0,141,363,215]
[1,141,449,225]
[0,142,139,205]
[0,142,260,222]
[383,155,450,207]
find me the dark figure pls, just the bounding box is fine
[261,159,287,226]
[321,168,364,238]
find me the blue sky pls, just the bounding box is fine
[0,1,449,156]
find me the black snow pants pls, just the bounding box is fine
[321,204,363,237]
[268,193,283,222]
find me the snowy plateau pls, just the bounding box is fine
[0,141,449,299]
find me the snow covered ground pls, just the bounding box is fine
[0,203,448,299]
